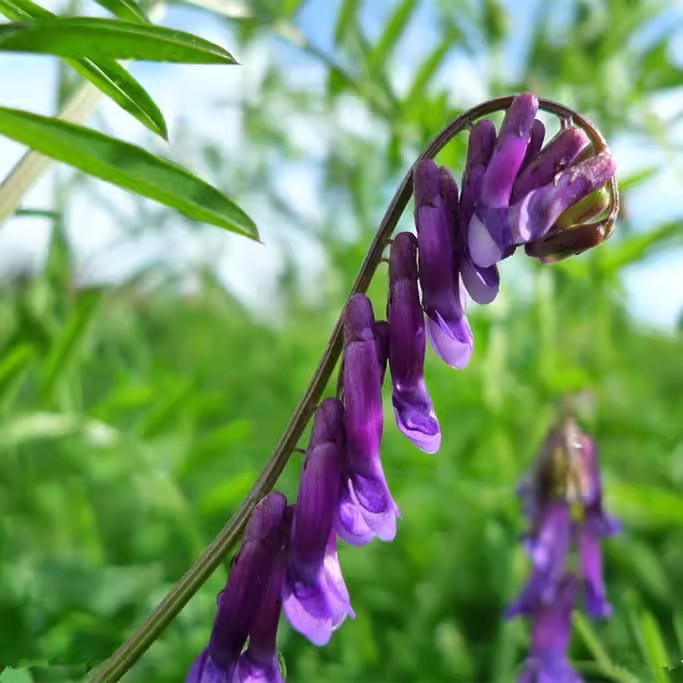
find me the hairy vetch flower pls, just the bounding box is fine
[519,575,583,683]
[507,418,621,681]
[463,93,617,269]
[283,398,355,645]
[336,294,399,545]
[456,120,500,304]
[187,493,288,683]
[387,232,440,453]
[413,159,473,368]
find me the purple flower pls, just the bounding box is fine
[470,151,616,267]
[413,159,473,368]
[518,119,546,174]
[336,294,399,545]
[506,502,572,618]
[519,575,583,683]
[387,232,440,453]
[456,121,500,304]
[283,398,355,646]
[480,93,539,208]
[187,493,288,683]
[576,435,621,618]
[511,127,588,202]
[508,418,621,632]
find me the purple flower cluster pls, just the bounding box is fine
[186,94,618,681]
[507,419,622,682]
[411,93,615,374]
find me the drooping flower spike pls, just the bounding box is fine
[181,94,620,683]
[387,232,441,453]
[508,417,621,682]
[336,293,400,545]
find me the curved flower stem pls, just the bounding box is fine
[91,96,618,682]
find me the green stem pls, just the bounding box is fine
[90,96,617,681]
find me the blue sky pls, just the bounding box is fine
[0,0,682,329]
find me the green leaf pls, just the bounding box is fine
[0,0,167,137]
[573,612,640,683]
[0,669,33,683]
[619,166,659,193]
[41,288,103,401]
[0,107,258,238]
[333,0,361,45]
[600,221,683,273]
[368,0,417,73]
[636,611,671,682]
[0,344,34,400]
[94,0,149,23]
[0,17,236,63]
[405,36,452,106]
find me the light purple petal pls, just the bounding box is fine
[234,655,284,683]
[187,649,228,683]
[392,379,441,453]
[460,258,500,305]
[425,306,474,369]
[335,477,375,546]
[467,212,505,268]
[282,535,355,646]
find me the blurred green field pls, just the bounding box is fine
[1,0,683,681]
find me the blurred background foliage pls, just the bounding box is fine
[1,0,683,681]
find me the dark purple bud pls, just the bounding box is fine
[291,399,345,573]
[481,93,539,208]
[470,152,616,267]
[236,520,288,683]
[518,118,546,174]
[187,493,288,683]
[519,575,582,683]
[387,232,440,453]
[414,159,473,368]
[458,122,501,304]
[512,127,588,202]
[283,398,354,645]
[506,502,572,618]
[336,294,399,545]
[460,120,497,229]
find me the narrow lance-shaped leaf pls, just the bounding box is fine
[41,288,103,402]
[0,107,259,238]
[0,0,166,137]
[0,17,236,63]
[368,0,417,72]
[94,0,149,23]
